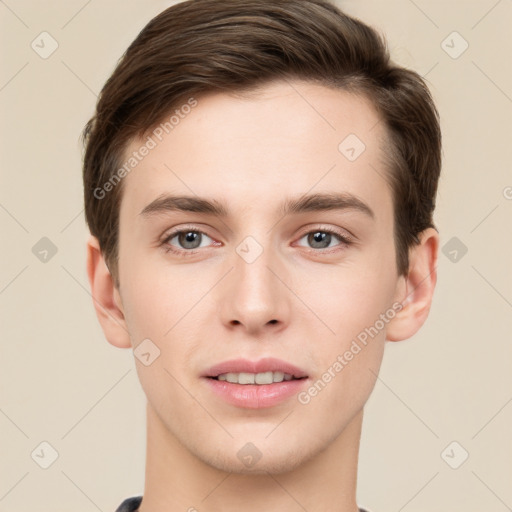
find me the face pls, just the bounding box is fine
[114,80,405,474]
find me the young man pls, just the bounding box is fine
[82,0,441,510]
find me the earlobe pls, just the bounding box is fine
[86,235,132,349]
[386,227,439,342]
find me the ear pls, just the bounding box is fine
[386,227,439,342]
[86,235,131,349]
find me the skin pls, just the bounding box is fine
[87,80,438,512]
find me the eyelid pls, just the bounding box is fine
[160,223,355,255]
[159,225,219,258]
[295,224,355,243]
[160,224,216,243]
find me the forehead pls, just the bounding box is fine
[119,80,392,224]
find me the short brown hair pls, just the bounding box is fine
[82,0,441,285]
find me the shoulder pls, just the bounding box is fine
[114,496,142,512]
[114,496,371,512]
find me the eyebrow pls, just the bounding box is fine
[140,192,375,220]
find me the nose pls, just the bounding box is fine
[219,242,291,336]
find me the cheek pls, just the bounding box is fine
[119,269,202,413]
[118,256,206,387]
[297,276,389,420]
[292,247,396,403]
[296,258,396,341]
[118,248,190,335]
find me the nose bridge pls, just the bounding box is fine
[221,233,289,332]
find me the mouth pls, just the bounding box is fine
[207,371,306,385]
[202,356,308,381]
[201,357,309,409]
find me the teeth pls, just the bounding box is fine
[216,371,294,384]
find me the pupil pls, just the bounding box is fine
[309,231,331,248]
[180,231,200,249]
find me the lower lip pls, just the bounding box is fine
[203,377,308,409]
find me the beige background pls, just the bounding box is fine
[1,0,511,511]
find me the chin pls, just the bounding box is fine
[189,432,321,476]
[205,449,309,476]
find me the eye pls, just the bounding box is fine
[296,228,352,250]
[163,229,215,251]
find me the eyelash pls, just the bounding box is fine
[160,225,353,257]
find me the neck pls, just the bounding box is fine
[138,403,363,512]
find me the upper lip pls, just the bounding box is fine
[203,357,308,379]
